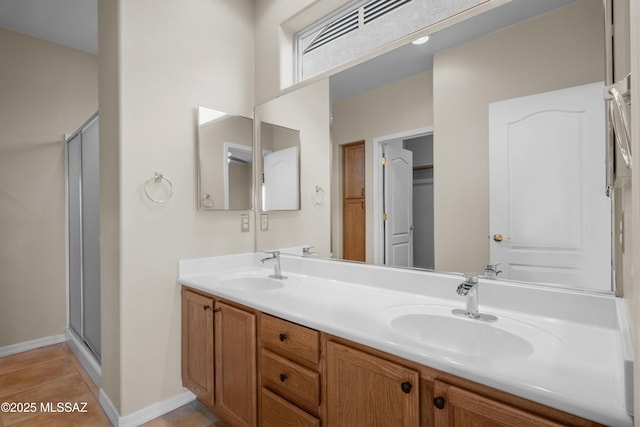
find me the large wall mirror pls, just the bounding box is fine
[261,0,616,294]
[197,106,253,210]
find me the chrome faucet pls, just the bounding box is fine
[261,251,287,280]
[452,275,497,322]
[484,263,502,279]
[302,246,317,257]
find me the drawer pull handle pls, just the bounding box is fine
[279,333,287,342]
[279,373,288,382]
[400,381,412,394]
[433,396,446,409]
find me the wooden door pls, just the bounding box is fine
[489,82,610,290]
[181,289,214,406]
[214,301,257,427]
[433,381,564,427]
[326,341,419,427]
[342,141,366,261]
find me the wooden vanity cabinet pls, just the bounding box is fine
[258,313,321,427]
[181,288,257,427]
[181,289,214,405]
[325,340,419,427]
[323,336,603,427]
[182,287,604,427]
[432,381,566,427]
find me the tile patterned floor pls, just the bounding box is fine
[0,344,227,427]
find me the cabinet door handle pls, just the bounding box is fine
[400,381,412,394]
[433,396,446,410]
[212,307,221,313]
[279,373,288,382]
[279,333,287,342]
[203,305,210,311]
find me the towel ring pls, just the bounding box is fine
[144,172,173,204]
[312,185,325,206]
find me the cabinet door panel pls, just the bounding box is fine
[181,290,214,406]
[343,198,366,261]
[433,381,564,427]
[215,301,257,427]
[326,341,419,427]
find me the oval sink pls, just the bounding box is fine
[220,277,284,291]
[379,305,545,359]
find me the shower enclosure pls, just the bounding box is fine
[66,113,101,369]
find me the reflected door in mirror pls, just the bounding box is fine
[342,141,365,261]
[261,122,301,211]
[489,82,611,291]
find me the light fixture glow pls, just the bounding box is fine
[412,35,430,45]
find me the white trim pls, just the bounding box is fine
[98,389,120,427]
[99,389,196,427]
[372,126,433,265]
[0,334,66,357]
[65,328,101,387]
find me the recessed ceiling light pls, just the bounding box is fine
[412,35,430,45]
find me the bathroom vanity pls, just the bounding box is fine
[178,253,633,427]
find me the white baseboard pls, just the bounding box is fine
[99,388,196,427]
[65,328,102,387]
[0,334,66,357]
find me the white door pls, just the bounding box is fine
[263,146,299,210]
[489,82,611,291]
[384,145,413,267]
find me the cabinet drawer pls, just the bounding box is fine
[260,314,319,366]
[261,349,320,410]
[261,388,320,427]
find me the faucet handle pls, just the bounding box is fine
[484,263,502,278]
[463,274,478,284]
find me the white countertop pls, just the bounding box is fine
[178,252,633,427]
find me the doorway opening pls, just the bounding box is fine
[373,127,433,269]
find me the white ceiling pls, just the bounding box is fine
[0,0,97,54]
[0,0,579,100]
[330,0,580,101]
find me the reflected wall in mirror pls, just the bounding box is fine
[197,106,253,210]
[330,0,610,292]
[254,79,331,257]
[260,122,301,211]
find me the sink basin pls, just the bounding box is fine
[220,277,284,291]
[379,305,544,359]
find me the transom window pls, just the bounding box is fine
[294,0,487,82]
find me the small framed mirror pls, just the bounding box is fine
[197,106,253,210]
[260,121,301,211]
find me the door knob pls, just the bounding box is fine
[493,233,510,242]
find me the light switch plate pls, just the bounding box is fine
[241,214,250,232]
[260,214,269,231]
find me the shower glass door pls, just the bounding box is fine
[67,113,101,361]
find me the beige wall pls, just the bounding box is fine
[99,0,255,415]
[0,28,98,347]
[98,0,121,410]
[627,0,639,419]
[331,71,434,262]
[255,79,331,256]
[433,0,604,273]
